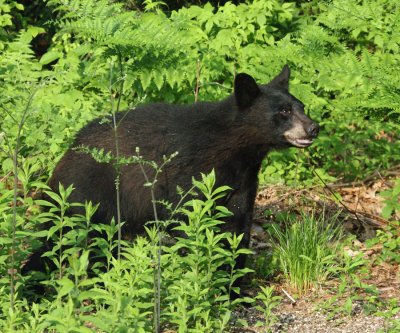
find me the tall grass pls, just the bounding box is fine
[269,211,343,295]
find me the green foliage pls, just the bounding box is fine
[162,171,253,330]
[319,247,381,319]
[380,178,400,220]
[0,26,103,177]
[36,184,101,280]
[256,0,400,183]
[315,0,400,52]
[268,212,343,294]
[376,298,400,333]
[254,285,282,331]
[0,172,250,332]
[0,0,24,44]
[366,221,400,264]
[2,0,399,184]
[377,319,400,333]
[165,0,298,102]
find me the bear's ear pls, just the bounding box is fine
[268,65,290,90]
[234,73,260,109]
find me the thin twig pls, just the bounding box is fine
[109,53,125,262]
[10,88,38,311]
[0,172,12,183]
[194,59,201,102]
[282,288,296,305]
[312,168,364,226]
[136,157,160,333]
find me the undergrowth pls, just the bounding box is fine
[0,171,252,332]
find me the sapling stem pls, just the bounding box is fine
[9,90,37,311]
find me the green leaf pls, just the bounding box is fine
[40,51,62,65]
[57,277,75,298]
[140,71,152,90]
[26,26,45,38]
[153,72,164,90]
[344,297,353,314]
[2,158,13,172]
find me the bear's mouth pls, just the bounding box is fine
[285,136,314,148]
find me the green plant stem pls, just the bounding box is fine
[59,210,64,279]
[9,90,37,312]
[136,159,161,333]
[109,55,124,262]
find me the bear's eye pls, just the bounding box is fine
[280,106,292,115]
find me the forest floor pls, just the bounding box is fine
[233,166,400,332]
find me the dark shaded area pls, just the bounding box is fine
[125,0,242,11]
[8,0,55,57]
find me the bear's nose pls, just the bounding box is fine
[307,122,320,138]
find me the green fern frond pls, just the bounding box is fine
[49,0,189,67]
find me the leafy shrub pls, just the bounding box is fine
[254,285,282,331]
[380,178,400,220]
[366,221,400,264]
[318,240,381,319]
[315,0,400,52]
[0,171,251,332]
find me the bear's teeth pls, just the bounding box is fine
[296,139,313,145]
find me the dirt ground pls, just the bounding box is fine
[233,167,400,332]
[233,300,400,333]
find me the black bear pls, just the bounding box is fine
[26,65,319,273]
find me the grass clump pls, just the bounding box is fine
[269,211,343,295]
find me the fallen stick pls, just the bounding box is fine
[282,288,296,305]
